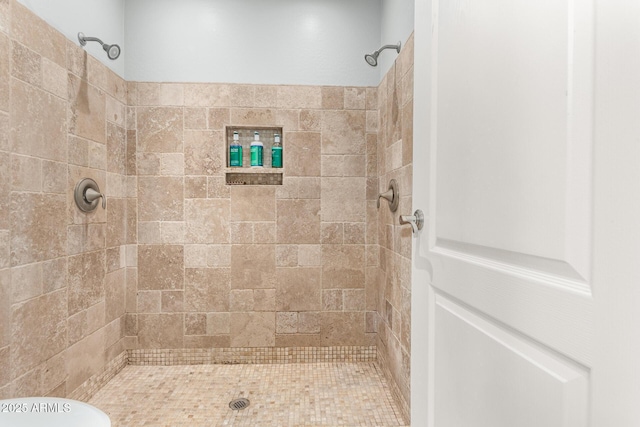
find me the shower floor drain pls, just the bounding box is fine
[229,398,250,410]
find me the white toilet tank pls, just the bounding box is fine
[0,397,111,427]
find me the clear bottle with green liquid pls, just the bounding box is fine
[250,131,263,167]
[271,133,282,168]
[229,131,242,167]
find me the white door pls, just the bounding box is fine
[411,0,640,426]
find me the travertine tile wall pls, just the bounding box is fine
[0,1,131,398]
[376,33,414,412]
[1,1,413,416]
[126,82,381,350]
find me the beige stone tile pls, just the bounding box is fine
[184,130,224,175]
[0,346,7,389]
[253,222,276,244]
[0,35,7,112]
[344,155,366,177]
[297,177,321,199]
[231,244,275,289]
[126,130,137,175]
[10,193,66,266]
[68,250,105,316]
[366,133,378,177]
[11,154,41,192]
[298,312,321,334]
[322,245,365,289]
[276,267,321,311]
[230,312,275,347]
[137,313,183,348]
[321,177,366,222]
[184,335,230,348]
[344,222,366,244]
[185,313,206,335]
[106,198,125,248]
[184,107,207,130]
[138,176,184,221]
[230,289,254,311]
[276,245,297,267]
[184,268,230,312]
[105,269,126,322]
[68,73,106,144]
[230,222,253,244]
[229,108,276,126]
[276,109,299,131]
[11,1,65,67]
[185,198,230,243]
[276,199,320,244]
[321,223,343,244]
[322,289,343,311]
[299,109,321,131]
[276,311,297,333]
[0,231,9,270]
[41,58,66,101]
[136,83,184,106]
[0,112,8,152]
[184,244,208,268]
[161,290,184,313]
[229,85,255,107]
[0,270,8,347]
[184,83,231,107]
[137,290,161,313]
[321,154,344,177]
[137,107,183,153]
[345,87,366,110]
[402,102,413,166]
[107,122,126,175]
[11,261,42,303]
[320,311,365,346]
[11,289,67,379]
[230,186,275,221]
[284,132,321,176]
[321,110,366,155]
[254,85,278,108]
[277,86,321,109]
[137,221,160,244]
[321,86,344,109]
[11,78,66,161]
[206,312,230,335]
[207,176,230,198]
[184,176,207,198]
[138,245,184,291]
[136,152,160,175]
[253,289,276,311]
[0,0,8,35]
[42,160,66,194]
[207,245,231,267]
[67,136,88,167]
[275,334,321,347]
[11,40,41,86]
[298,244,321,266]
[207,108,230,130]
[366,86,378,110]
[344,289,366,311]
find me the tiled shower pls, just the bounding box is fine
[0,0,413,424]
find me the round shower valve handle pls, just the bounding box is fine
[74,178,106,212]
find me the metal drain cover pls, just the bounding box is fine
[229,398,250,410]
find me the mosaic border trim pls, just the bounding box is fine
[128,346,377,365]
[376,346,410,425]
[69,350,128,402]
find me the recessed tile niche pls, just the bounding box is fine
[225,126,284,185]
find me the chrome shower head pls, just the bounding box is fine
[78,32,121,60]
[364,41,401,67]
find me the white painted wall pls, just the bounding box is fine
[379,0,415,78]
[15,0,125,76]
[125,0,382,86]
[16,0,414,86]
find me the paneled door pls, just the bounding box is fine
[412,0,640,425]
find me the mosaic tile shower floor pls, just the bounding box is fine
[89,363,408,427]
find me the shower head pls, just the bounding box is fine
[78,32,121,60]
[364,41,401,67]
